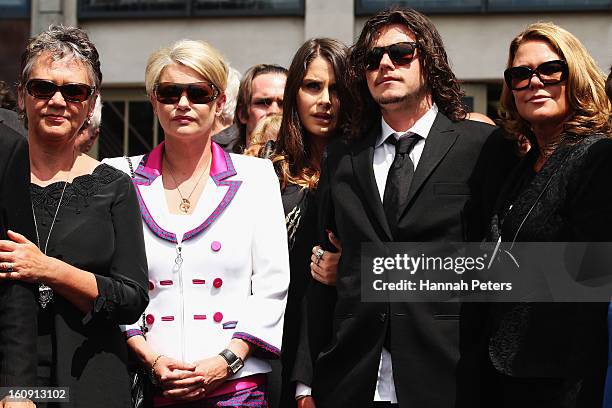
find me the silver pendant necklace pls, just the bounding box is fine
[32,169,72,308]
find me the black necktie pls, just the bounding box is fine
[383,133,422,233]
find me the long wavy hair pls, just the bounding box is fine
[606,67,612,101]
[499,22,612,142]
[347,7,466,139]
[604,65,612,102]
[272,38,349,190]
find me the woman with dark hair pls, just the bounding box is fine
[484,22,612,407]
[0,25,148,407]
[262,38,349,407]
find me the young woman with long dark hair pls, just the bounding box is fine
[266,38,349,407]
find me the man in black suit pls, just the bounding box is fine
[294,8,513,408]
[0,122,37,399]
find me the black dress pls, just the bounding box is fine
[263,182,318,408]
[31,164,148,408]
[484,135,612,408]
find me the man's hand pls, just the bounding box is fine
[297,396,316,408]
[310,231,342,286]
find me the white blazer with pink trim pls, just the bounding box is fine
[103,141,289,379]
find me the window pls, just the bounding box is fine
[487,0,611,12]
[78,0,304,19]
[97,99,163,160]
[355,0,611,14]
[0,0,30,18]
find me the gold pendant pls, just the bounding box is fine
[179,198,191,213]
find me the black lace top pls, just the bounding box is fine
[32,164,148,408]
[485,136,612,407]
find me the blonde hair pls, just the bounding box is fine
[145,39,227,96]
[243,113,281,157]
[499,22,611,140]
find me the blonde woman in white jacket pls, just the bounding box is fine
[105,39,289,407]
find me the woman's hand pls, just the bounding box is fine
[162,355,229,400]
[0,397,36,408]
[310,231,342,286]
[153,355,199,392]
[0,230,55,283]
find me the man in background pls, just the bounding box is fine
[75,94,103,154]
[214,63,287,153]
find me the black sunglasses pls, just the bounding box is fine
[26,79,95,103]
[154,82,219,105]
[504,60,568,91]
[365,42,418,71]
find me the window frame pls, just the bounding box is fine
[78,0,305,20]
[354,0,612,15]
[0,0,30,19]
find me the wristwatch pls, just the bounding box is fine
[219,349,244,375]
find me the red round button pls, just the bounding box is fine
[148,281,155,291]
[146,314,155,325]
[213,278,223,288]
[211,241,222,252]
[213,312,223,323]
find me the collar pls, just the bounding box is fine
[134,140,234,183]
[130,140,241,244]
[375,103,438,148]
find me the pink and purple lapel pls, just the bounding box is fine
[131,141,242,244]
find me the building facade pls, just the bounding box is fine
[1,0,610,158]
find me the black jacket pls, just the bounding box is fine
[0,123,37,390]
[295,113,515,408]
[212,123,244,154]
[0,108,26,137]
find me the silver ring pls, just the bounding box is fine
[1,263,13,272]
[314,248,325,265]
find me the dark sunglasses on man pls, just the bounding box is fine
[154,82,219,105]
[26,79,95,103]
[504,59,568,91]
[365,41,418,71]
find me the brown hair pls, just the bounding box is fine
[347,7,466,139]
[233,64,288,153]
[271,38,349,190]
[499,22,611,141]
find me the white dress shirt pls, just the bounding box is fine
[372,103,438,403]
[296,104,439,402]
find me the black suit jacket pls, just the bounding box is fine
[212,123,245,154]
[295,113,516,408]
[0,108,26,137]
[0,123,37,389]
